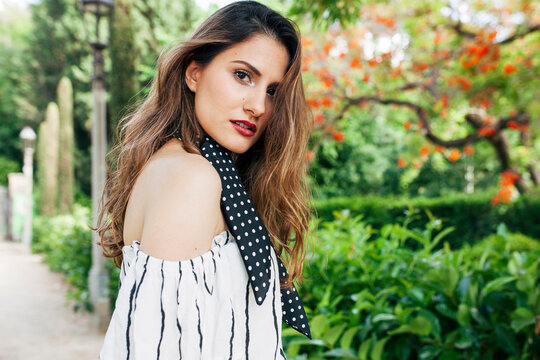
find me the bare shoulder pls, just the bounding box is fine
[133,141,225,261]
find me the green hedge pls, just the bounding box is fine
[283,213,540,359]
[31,204,118,311]
[313,192,540,248]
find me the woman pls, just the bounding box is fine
[96,1,312,358]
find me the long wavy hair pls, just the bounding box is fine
[94,1,312,289]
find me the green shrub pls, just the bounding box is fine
[314,192,540,248]
[32,204,118,311]
[283,213,540,359]
[0,156,19,186]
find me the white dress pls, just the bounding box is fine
[99,230,287,360]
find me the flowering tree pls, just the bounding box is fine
[296,0,539,202]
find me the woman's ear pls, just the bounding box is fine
[185,60,201,92]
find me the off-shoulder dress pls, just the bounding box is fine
[99,230,287,359]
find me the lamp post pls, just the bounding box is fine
[80,0,114,332]
[19,126,36,247]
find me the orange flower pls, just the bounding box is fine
[301,37,313,47]
[367,58,379,67]
[458,77,472,91]
[467,44,480,55]
[350,57,362,69]
[314,114,325,123]
[391,66,402,78]
[434,32,441,45]
[305,151,315,162]
[507,121,520,130]
[478,128,496,136]
[318,69,335,88]
[450,76,472,91]
[434,145,445,153]
[362,73,370,82]
[500,170,519,186]
[461,59,475,69]
[508,109,517,117]
[333,131,345,142]
[323,43,333,56]
[479,99,492,109]
[441,110,448,119]
[302,56,313,72]
[464,145,475,155]
[448,149,461,162]
[375,15,394,27]
[503,63,517,75]
[420,145,430,157]
[413,62,428,72]
[488,31,497,41]
[321,97,333,107]
[441,95,448,108]
[397,158,407,167]
[403,121,412,130]
[307,98,320,109]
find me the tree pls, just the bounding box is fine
[109,0,138,143]
[294,0,540,202]
[37,102,60,216]
[57,77,75,213]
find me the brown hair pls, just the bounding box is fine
[94,1,312,289]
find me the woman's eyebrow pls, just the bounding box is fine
[232,60,261,76]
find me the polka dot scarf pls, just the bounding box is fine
[198,135,312,339]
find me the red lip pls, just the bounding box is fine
[230,120,257,132]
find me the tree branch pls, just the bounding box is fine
[499,24,540,44]
[337,95,480,147]
[451,21,540,44]
[450,21,475,39]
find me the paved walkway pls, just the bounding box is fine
[0,240,104,360]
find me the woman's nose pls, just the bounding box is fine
[244,88,267,118]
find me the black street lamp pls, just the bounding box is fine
[79,0,114,332]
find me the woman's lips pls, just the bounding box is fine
[230,120,256,136]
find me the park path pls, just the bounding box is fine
[0,239,104,360]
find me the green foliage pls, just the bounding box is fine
[109,0,138,141]
[283,213,540,359]
[32,203,119,311]
[0,156,20,186]
[288,0,372,28]
[314,192,540,248]
[31,204,93,311]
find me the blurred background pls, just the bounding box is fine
[1,0,539,359]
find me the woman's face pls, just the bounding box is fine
[185,34,290,154]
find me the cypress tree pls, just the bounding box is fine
[57,77,74,213]
[36,102,60,216]
[109,0,138,144]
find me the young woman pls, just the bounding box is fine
[97,1,312,358]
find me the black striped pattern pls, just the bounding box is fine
[100,230,288,359]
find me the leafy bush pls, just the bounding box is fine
[0,155,19,186]
[32,204,119,311]
[32,204,93,310]
[314,192,540,248]
[283,213,540,359]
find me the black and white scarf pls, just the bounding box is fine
[192,134,312,339]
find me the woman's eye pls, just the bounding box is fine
[266,88,276,97]
[234,70,251,82]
